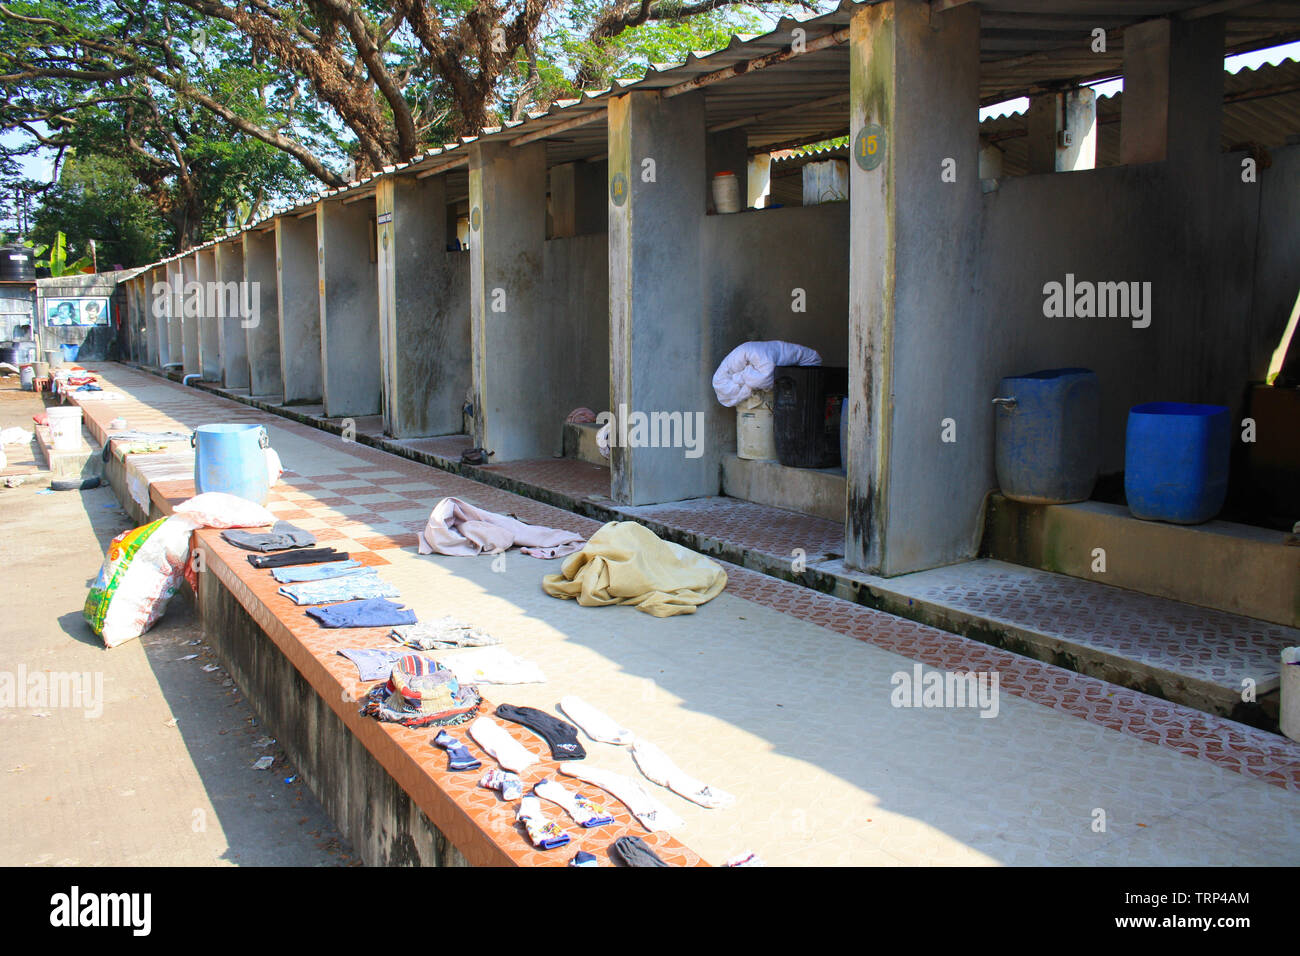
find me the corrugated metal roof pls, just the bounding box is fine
[981,56,1300,175]
[159,0,1300,257]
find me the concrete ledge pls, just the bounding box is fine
[721,454,846,522]
[984,494,1300,628]
[34,423,102,485]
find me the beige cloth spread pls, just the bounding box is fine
[541,521,727,617]
[418,497,585,558]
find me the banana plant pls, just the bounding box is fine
[26,232,94,276]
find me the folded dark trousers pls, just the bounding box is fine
[248,548,349,569]
[608,836,670,868]
[495,703,587,760]
[222,521,317,552]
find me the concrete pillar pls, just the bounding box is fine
[376,174,470,438]
[275,215,323,404]
[180,254,200,375]
[748,152,772,209]
[166,260,184,369]
[608,89,713,504]
[468,139,556,460]
[243,228,283,398]
[1121,16,1224,166]
[846,0,981,575]
[149,266,167,367]
[1026,88,1097,173]
[317,197,382,418]
[196,248,220,381]
[706,128,748,213]
[215,240,250,389]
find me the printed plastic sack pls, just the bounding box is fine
[84,515,198,648]
[174,491,275,529]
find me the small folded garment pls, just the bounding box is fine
[418,496,585,558]
[534,778,614,828]
[479,768,524,801]
[608,835,671,868]
[495,704,585,760]
[336,647,406,681]
[439,647,546,685]
[249,548,349,569]
[434,731,481,771]
[517,796,570,851]
[542,521,727,617]
[277,571,398,606]
[390,616,501,650]
[271,559,364,583]
[569,851,599,867]
[306,598,416,628]
[221,520,316,552]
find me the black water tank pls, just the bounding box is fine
[773,365,849,468]
[0,245,36,281]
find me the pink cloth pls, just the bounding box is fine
[418,497,586,558]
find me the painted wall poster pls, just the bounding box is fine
[45,297,110,326]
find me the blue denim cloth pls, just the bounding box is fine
[278,572,399,606]
[272,559,364,584]
[306,598,417,628]
[336,647,406,681]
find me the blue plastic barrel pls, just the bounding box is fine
[193,424,270,505]
[1125,402,1230,524]
[60,342,80,362]
[993,368,1099,503]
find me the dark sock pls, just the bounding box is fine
[568,851,598,867]
[494,703,586,760]
[608,836,670,868]
[434,731,481,772]
[248,548,348,569]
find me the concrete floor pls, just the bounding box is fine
[77,364,1300,866]
[0,378,356,866]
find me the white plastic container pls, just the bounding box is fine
[46,405,84,451]
[736,389,777,460]
[712,171,741,214]
[1282,646,1300,743]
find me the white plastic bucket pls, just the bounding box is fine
[712,171,741,214]
[1282,646,1300,743]
[737,389,777,460]
[46,405,84,451]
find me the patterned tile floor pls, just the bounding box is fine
[70,364,1300,866]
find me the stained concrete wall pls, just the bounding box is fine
[377,175,471,438]
[545,234,610,419]
[275,216,323,404]
[703,203,849,455]
[180,255,200,375]
[149,267,167,367]
[243,229,283,398]
[196,248,220,381]
[318,199,382,418]
[166,261,183,368]
[215,241,250,389]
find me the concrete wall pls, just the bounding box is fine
[275,216,323,404]
[545,233,610,418]
[181,255,200,375]
[215,241,250,389]
[166,261,183,368]
[377,175,471,438]
[243,229,283,398]
[703,203,849,455]
[318,198,382,418]
[196,248,220,381]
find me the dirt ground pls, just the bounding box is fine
[0,375,357,865]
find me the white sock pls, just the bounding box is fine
[517,796,569,849]
[632,738,735,809]
[469,717,537,773]
[558,695,636,746]
[559,764,684,832]
[534,777,614,828]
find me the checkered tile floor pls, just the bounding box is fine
[68,363,1300,866]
